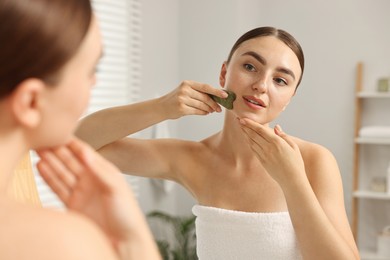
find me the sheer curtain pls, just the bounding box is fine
[33,0,142,208]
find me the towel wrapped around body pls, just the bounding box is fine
[192,205,302,260]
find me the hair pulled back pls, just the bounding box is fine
[0,0,92,98]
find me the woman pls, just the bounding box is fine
[0,0,160,259]
[76,27,359,259]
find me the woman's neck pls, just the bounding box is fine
[214,112,262,167]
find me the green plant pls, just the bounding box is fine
[147,210,198,260]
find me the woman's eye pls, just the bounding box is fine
[244,63,256,72]
[275,78,287,86]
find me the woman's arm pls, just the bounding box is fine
[282,144,359,260]
[239,118,359,260]
[76,81,227,150]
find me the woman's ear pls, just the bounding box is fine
[10,78,45,128]
[219,62,227,88]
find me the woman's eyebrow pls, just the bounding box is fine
[242,51,296,80]
[276,67,295,80]
[242,51,266,65]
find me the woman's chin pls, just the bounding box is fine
[234,112,265,124]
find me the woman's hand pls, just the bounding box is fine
[239,118,360,259]
[36,138,146,248]
[238,118,306,187]
[159,80,228,119]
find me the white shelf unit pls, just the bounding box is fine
[353,190,390,200]
[352,62,390,258]
[357,92,390,98]
[356,137,390,145]
[361,250,390,260]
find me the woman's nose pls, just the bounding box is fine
[252,80,267,93]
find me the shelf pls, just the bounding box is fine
[361,250,390,260]
[353,190,390,200]
[357,92,390,98]
[355,137,390,144]
[352,63,390,249]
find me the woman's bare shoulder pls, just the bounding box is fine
[0,202,117,260]
[293,136,336,162]
[292,137,341,184]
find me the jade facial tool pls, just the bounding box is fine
[209,90,236,110]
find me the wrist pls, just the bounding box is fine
[117,226,161,260]
[279,170,311,197]
[154,95,174,120]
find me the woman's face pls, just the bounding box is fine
[37,16,103,147]
[220,36,302,124]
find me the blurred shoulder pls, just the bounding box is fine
[0,203,117,260]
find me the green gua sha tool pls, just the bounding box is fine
[209,90,236,110]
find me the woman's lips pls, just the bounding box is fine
[243,96,266,110]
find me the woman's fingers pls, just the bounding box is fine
[189,80,228,98]
[36,138,92,205]
[239,118,296,149]
[165,80,230,118]
[52,146,84,178]
[274,124,296,149]
[191,92,222,113]
[67,138,123,191]
[179,81,225,113]
[239,118,274,143]
[178,94,215,114]
[190,81,228,112]
[238,118,305,185]
[37,150,78,188]
[238,118,298,159]
[240,124,264,148]
[36,156,72,204]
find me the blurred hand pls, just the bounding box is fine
[36,137,144,247]
[159,80,228,119]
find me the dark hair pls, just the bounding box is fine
[227,27,305,88]
[0,0,92,98]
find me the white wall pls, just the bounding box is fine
[137,0,180,215]
[139,0,390,249]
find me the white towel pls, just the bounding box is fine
[359,126,390,138]
[192,205,302,260]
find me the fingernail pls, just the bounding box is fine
[276,124,283,132]
[221,91,228,98]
